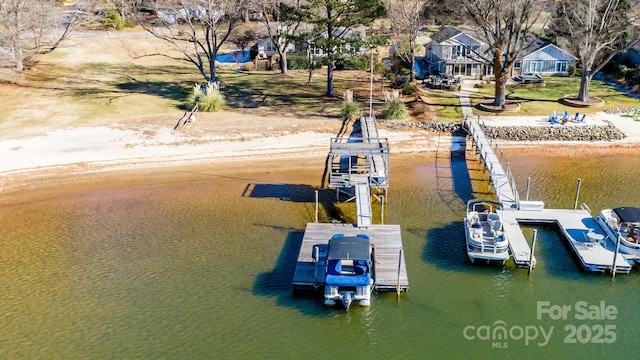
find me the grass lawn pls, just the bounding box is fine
[3,29,638,131]
[468,76,639,118]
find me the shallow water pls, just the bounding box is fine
[2,152,640,359]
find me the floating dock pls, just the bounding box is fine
[502,208,632,274]
[464,116,632,274]
[292,223,409,292]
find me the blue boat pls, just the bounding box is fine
[313,234,375,308]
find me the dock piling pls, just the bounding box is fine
[380,195,385,224]
[528,229,537,276]
[315,190,319,223]
[573,178,582,210]
[612,233,622,278]
[397,248,402,299]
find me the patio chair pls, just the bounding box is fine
[571,112,580,122]
[548,114,560,124]
[573,114,586,123]
[561,110,569,121]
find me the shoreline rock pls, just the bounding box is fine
[380,120,627,142]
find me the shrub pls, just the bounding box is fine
[187,87,226,112]
[624,69,640,87]
[393,75,410,89]
[611,64,628,80]
[340,101,360,120]
[287,55,320,70]
[402,83,418,95]
[335,55,369,71]
[104,8,124,30]
[381,99,409,120]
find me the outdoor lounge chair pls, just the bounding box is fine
[571,112,580,122]
[572,114,586,123]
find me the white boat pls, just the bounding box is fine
[313,234,375,308]
[595,207,640,262]
[464,199,510,264]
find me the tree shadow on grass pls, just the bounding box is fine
[22,62,196,105]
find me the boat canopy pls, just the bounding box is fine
[613,207,640,224]
[327,235,371,260]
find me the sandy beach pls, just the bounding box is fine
[2,108,640,197]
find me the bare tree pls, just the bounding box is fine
[385,0,425,82]
[254,0,304,75]
[135,0,247,86]
[547,0,640,102]
[0,0,92,72]
[229,24,255,63]
[462,0,547,107]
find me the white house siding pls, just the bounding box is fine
[521,44,576,75]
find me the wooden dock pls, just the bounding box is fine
[292,223,409,292]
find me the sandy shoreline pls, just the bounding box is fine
[2,109,640,199]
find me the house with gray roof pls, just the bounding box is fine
[423,27,493,79]
[515,42,577,76]
[423,27,576,79]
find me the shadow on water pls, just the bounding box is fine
[423,221,469,272]
[242,183,318,202]
[252,230,346,316]
[242,183,344,222]
[520,224,602,280]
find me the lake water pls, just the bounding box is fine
[2,151,640,359]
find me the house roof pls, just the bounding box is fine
[522,42,577,61]
[431,27,463,43]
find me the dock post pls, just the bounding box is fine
[396,248,403,299]
[528,229,537,276]
[612,233,622,278]
[380,195,385,224]
[526,177,531,201]
[573,178,582,209]
[315,190,319,223]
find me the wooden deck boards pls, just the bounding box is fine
[355,182,372,227]
[292,223,409,292]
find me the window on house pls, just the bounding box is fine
[556,61,568,73]
[514,61,521,69]
[530,61,542,72]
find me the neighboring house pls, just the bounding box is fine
[423,27,492,79]
[253,22,297,59]
[252,22,367,60]
[515,42,577,76]
[423,27,576,79]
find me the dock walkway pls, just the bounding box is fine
[292,223,409,292]
[464,117,519,208]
